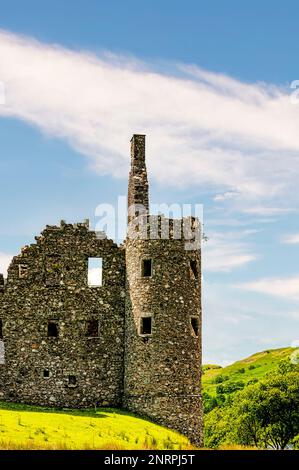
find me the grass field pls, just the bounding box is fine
[0,402,193,450]
[202,347,295,397]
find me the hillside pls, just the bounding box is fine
[202,347,295,399]
[0,402,192,450]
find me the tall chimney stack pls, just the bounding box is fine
[127,134,149,224]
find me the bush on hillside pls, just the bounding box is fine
[213,375,229,384]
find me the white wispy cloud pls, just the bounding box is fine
[0,252,13,277]
[0,30,299,206]
[203,230,258,272]
[202,279,297,365]
[288,312,299,321]
[206,216,276,227]
[213,191,239,202]
[243,207,297,216]
[282,233,299,244]
[235,275,299,301]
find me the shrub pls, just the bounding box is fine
[216,394,226,406]
[213,375,229,384]
[248,378,258,385]
[222,381,245,394]
[203,393,218,414]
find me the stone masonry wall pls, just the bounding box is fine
[0,221,125,407]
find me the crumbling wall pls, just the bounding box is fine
[0,221,125,407]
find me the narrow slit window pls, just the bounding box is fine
[86,320,99,338]
[88,258,102,286]
[43,369,49,378]
[140,316,152,336]
[142,259,152,277]
[68,375,77,386]
[48,321,58,338]
[191,317,199,337]
[190,260,199,279]
[0,319,2,339]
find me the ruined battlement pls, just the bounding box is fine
[127,214,201,245]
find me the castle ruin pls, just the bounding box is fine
[0,134,203,445]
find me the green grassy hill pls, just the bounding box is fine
[0,402,192,450]
[202,347,295,398]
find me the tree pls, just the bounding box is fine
[229,362,299,449]
[204,361,299,449]
[293,434,299,449]
[204,407,231,449]
[202,392,218,414]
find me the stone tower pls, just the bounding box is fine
[124,134,203,446]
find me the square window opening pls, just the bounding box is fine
[140,316,152,336]
[48,321,58,338]
[142,259,152,278]
[86,320,99,338]
[68,375,77,386]
[88,257,102,287]
[190,260,199,279]
[191,317,200,337]
[43,369,49,378]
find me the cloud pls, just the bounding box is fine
[0,252,13,277]
[203,230,257,272]
[235,275,299,301]
[203,277,299,364]
[288,313,299,321]
[243,207,296,216]
[202,279,297,365]
[213,191,239,202]
[206,216,276,227]
[282,233,299,244]
[0,30,299,206]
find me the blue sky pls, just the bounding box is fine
[0,0,299,364]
